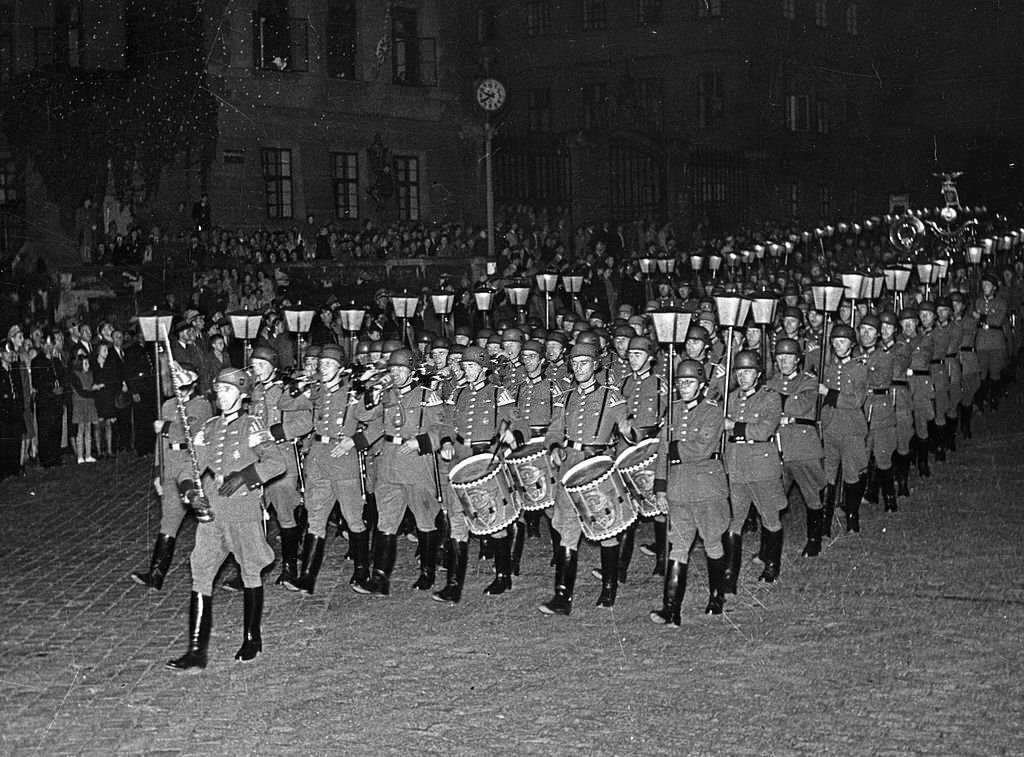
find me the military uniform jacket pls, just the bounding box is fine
[724,386,782,483]
[926,326,950,378]
[974,294,1007,351]
[443,379,525,452]
[251,378,313,444]
[312,380,373,445]
[860,346,895,424]
[942,320,962,361]
[957,316,980,373]
[619,369,668,437]
[654,396,727,501]
[193,412,287,523]
[0,363,26,437]
[606,354,631,387]
[905,332,934,376]
[157,394,213,480]
[544,381,628,452]
[765,371,823,462]
[360,382,443,484]
[821,355,868,434]
[545,358,571,384]
[514,373,565,438]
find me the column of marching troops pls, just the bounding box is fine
[132,271,1016,672]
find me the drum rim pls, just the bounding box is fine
[449,452,502,486]
[505,441,547,463]
[561,455,615,490]
[613,437,660,469]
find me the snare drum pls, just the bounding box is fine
[561,456,637,542]
[505,441,556,512]
[615,438,664,517]
[449,454,522,536]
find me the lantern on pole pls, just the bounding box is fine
[713,294,750,433]
[283,304,316,364]
[650,307,693,439]
[137,307,174,467]
[431,291,455,339]
[638,256,656,302]
[810,282,845,420]
[228,309,263,366]
[535,272,559,329]
[748,293,778,371]
[884,266,912,311]
[506,280,531,323]
[474,285,495,329]
[391,290,420,350]
[338,302,366,361]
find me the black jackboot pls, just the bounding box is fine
[822,484,836,538]
[235,586,263,662]
[801,508,823,557]
[411,530,438,590]
[432,540,468,604]
[595,543,621,607]
[930,421,947,462]
[649,560,687,626]
[959,403,973,439]
[524,510,542,538]
[511,522,526,576]
[618,523,635,583]
[757,528,783,583]
[879,467,898,512]
[349,529,370,586]
[915,436,931,478]
[842,476,865,533]
[722,532,743,594]
[355,532,397,596]
[705,556,726,614]
[893,453,911,497]
[946,416,957,453]
[650,519,667,576]
[862,457,879,505]
[483,534,513,595]
[284,533,325,595]
[131,533,175,590]
[275,527,300,586]
[548,521,562,567]
[539,547,578,616]
[166,592,212,672]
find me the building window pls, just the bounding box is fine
[33,27,54,68]
[609,141,664,220]
[261,148,293,219]
[222,149,246,165]
[0,16,10,83]
[527,1,552,36]
[392,7,437,86]
[54,0,82,68]
[253,6,309,72]
[697,0,722,18]
[787,183,800,219]
[477,6,498,43]
[394,155,420,221]
[815,0,828,28]
[582,0,607,31]
[528,88,552,131]
[332,152,359,220]
[0,152,17,206]
[637,0,662,25]
[637,77,665,130]
[581,83,609,129]
[819,183,832,218]
[785,94,810,131]
[782,0,795,20]
[816,100,830,134]
[697,71,723,128]
[845,3,858,35]
[326,0,357,79]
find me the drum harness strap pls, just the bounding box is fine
[561,385,610,447]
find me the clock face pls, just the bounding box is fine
[476,78,506,111]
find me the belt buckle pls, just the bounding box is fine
[392,436,404,445]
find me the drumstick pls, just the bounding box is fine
[487,419,511,470]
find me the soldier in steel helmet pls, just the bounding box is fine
[166,367,287,672]
[650,358,729,627]
[723,349,786,588]
[858,314,898,513]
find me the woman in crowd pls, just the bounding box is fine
[70,353,103,463]
[92,340,119,459]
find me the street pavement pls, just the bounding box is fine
[1,399,1023,756]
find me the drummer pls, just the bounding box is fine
[541,342,632,616]
[437,346,526,604]
[514,339,567,551]
[651,358,730,626]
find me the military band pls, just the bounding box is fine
[130,264,1013,671]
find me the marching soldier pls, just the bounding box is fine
[544,332,571,383]
[607,325,633,386]
[285,344,374,595]
[938,296,963,452]
[819,324,869,533]
[249,346,313,587]
[919,301,949,463]
[858,315,898,513]
[355,349,445,597]
[166,367,286,671]
[131,363,213,590]
[723,350,786,588]
[765,339,828,556]
[650,359,729,626]
[953,292,980,438]
[436,346,524,603]
[880,311,914,499]
[973,272,1007,410]
[900,308,935,478]
[541,342,632,615]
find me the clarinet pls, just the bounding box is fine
[161,327,213,523]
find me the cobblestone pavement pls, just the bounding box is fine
[2,402,1023,756]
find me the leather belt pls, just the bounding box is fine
[792,418,817,427]
[529,425,549,436]
[564,440,611,452]
[892,379,908,386]
[727,437,769,445]
[959,346,975,352]
[383,435,407,444]
[168,442,188,451]
[315,434,341,444]
[929,359,943,365]
[636,425,660,439]
[911,369,930,376]
[945,353,958,358]
[870,388,890,395]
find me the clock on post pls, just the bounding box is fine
[475,77,507,112]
